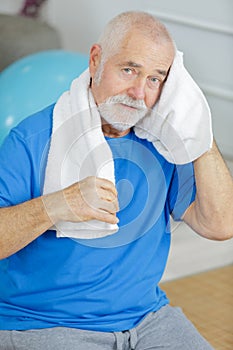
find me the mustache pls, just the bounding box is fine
[101,94,148,111]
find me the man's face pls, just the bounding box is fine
[89,30,174,131]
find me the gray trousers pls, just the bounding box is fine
[0,305,214,350]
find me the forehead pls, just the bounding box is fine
[107,31,174,73]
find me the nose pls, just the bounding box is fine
[127,78,146,100]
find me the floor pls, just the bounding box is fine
[160,265,233,350]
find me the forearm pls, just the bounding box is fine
[183,140,233,240]
[0,177,118,259]
[0,195,55,259]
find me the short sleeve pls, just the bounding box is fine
[167,163,196,221]
[0,129,34,207]
[0,105,53,208]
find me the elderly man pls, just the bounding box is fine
[0,11,232,350]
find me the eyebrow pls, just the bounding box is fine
[119,61,168,77]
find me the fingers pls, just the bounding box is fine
[85,178,119,224]
[96,188,119,213]
[62,176,119,224]
[92,209,119,225]
[95,177,118,197]
[82,177,119,213]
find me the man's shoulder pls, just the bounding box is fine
[12,103,54,143]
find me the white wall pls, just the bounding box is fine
[0,0,23,14]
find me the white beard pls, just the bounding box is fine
[98,94,149,132]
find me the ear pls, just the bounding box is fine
[89,44,102,78]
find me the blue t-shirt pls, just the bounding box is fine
[0,104,196,331]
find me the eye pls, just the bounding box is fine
[122,67,134,75]
[120,67,137,81]
[148,76,161,89]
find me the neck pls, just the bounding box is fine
[101,119,131,138]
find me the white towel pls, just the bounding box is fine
[43,50,213,239]
[43,69,119,239]
[134,50,213,164]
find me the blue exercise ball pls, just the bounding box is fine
[0,50,89,145]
